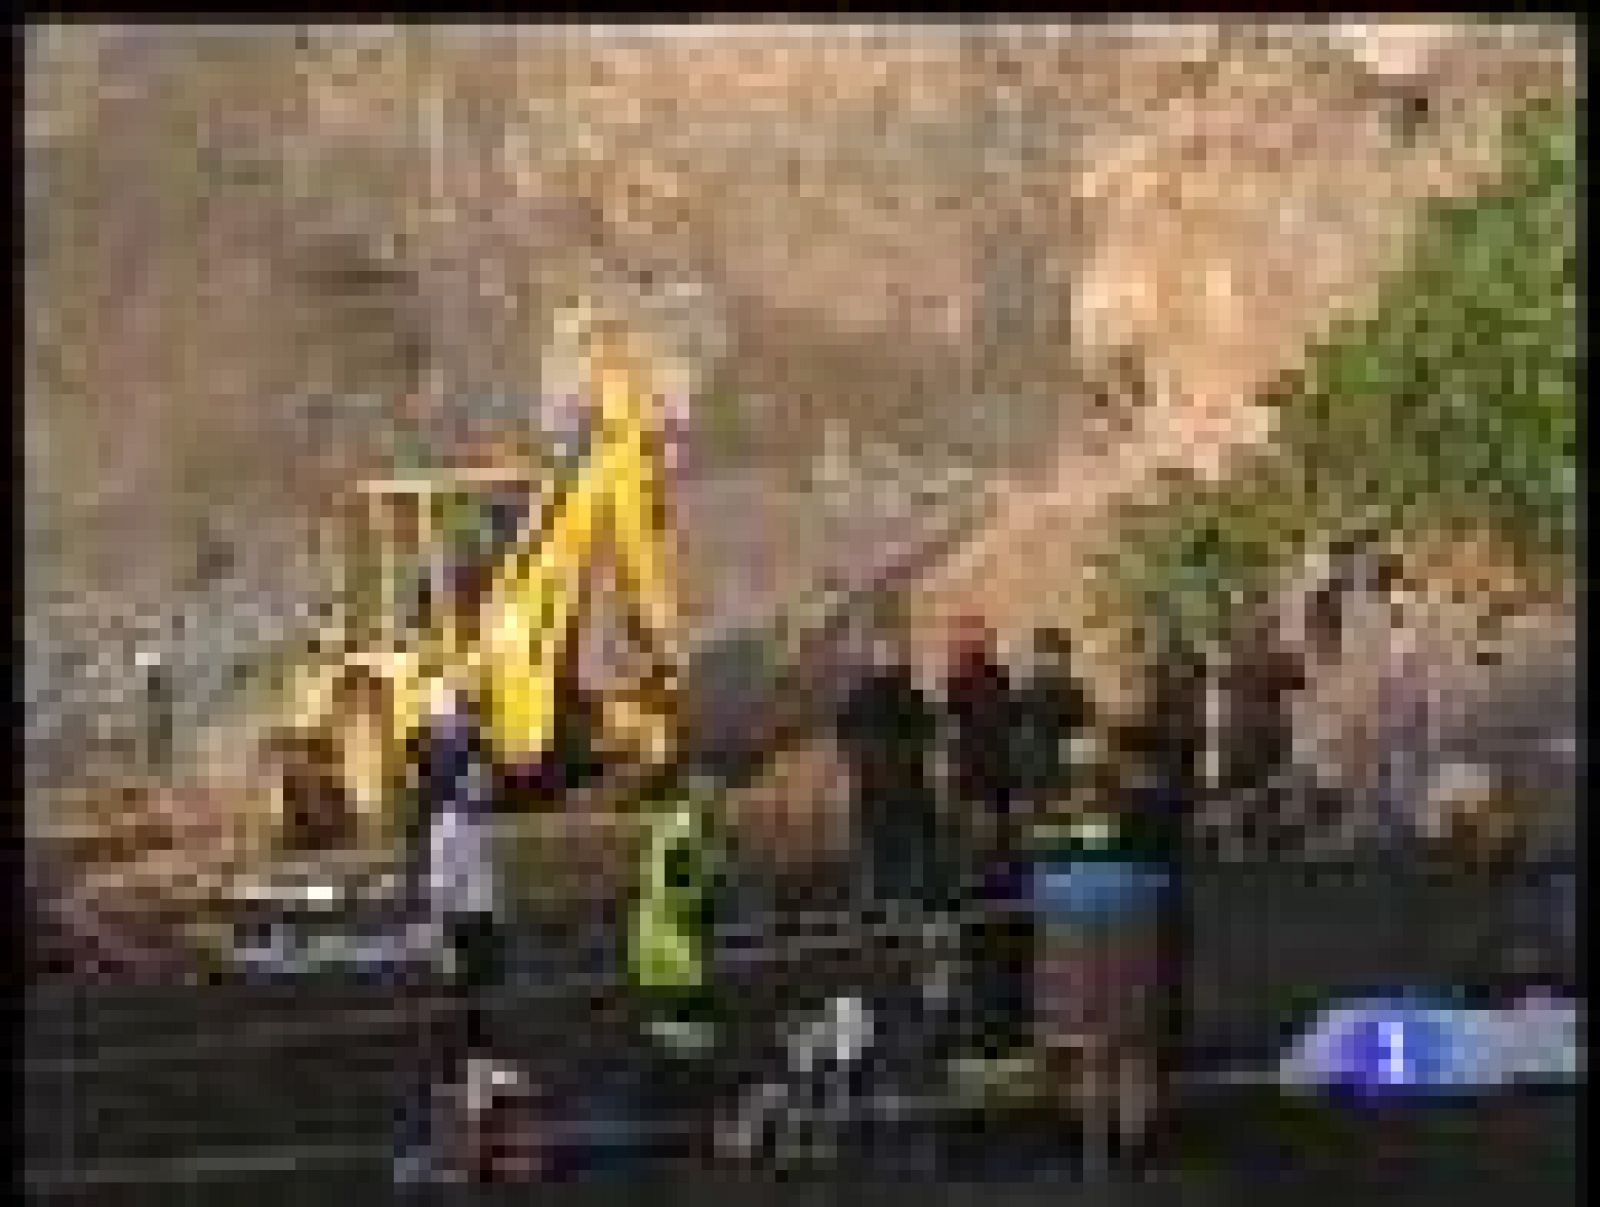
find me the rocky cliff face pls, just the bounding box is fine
[25,23,1576,828]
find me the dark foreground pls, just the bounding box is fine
[25,860,1578,1199]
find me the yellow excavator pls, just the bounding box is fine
[261,318,684,855]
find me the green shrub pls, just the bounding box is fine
[1111,98,1576,644]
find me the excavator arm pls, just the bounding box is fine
[477,446,605,767]
[475,361,683,778]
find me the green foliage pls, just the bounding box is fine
[1112,99,1577,644]
[1111,479,1282,648]
[1282,99,1576,553]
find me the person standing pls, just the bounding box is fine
[419,682,506,1063]
[1115,733,1189,1170]
[1012,627,1094,816]
[628,773,730,1057]
[943,615,1030,1058]
[394,684,506,1190]
[835,625,940,914]
[627,773,741,1167]
[944,614,1019,855]
[1220,609,1307,824]
[1144,622,1208,808]
[399,724,438,917]
[1034,746,1184,1177]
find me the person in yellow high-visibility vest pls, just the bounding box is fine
[629,774,729,1057]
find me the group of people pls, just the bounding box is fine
[834,611,1196,1169]
[833,613,1100,915]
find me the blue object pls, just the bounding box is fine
[1326,1004,1456,1097]
[1030,860,1172,921]
[1282,992,1517,1099]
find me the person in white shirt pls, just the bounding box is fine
[418,680,506,1058]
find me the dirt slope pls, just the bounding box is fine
[24,22,1576,858]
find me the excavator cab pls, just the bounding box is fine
[268,464,545,855]
[345,467,542,664]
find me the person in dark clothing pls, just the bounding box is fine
[1013,627,1093,813]
[1141,624,1208,806]
[943,615,1031,1056]
[944,614,1018,850]
[400,727,437,913]
[835,628,940,912]
[1114,735,1191,1091]
[1221,610,1307,828]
